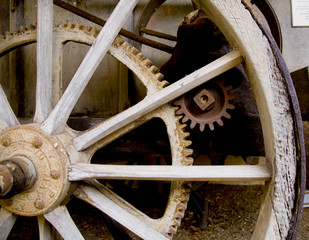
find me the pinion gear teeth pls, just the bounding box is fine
[174,78,235,131]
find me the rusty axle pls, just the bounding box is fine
[0,157,36,198]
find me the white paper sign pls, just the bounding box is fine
[291,0,309,27]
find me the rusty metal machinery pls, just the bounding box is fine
[0,1,305,240]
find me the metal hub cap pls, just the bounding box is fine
[0,125,70,216]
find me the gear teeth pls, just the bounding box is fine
[136,52,144,60]
[184,157,194,165]
[182,148,193,158]
[67,22,75,29]
[167,233,173,240]
[222,112,231,119]
[74,23,81,30]
[82,25,89,32]
[183,139,192,148]
[228,103,235,109]
[129,46,139,55]
[58,21,66,27]
[180,192,190,202]
[217,119,224,126]
[175,114,182,121]
[155,73,164,81]
[27,24,36,30]
[159,80,169,88]
[168,225,178,235]
[200,123,205,131]
[5,31,12,39]
[141,59,152,67]
[88,26,96,36]
[175,105,183,115]
[209,123,215,131]
[190,120,196,129]
[179,123,187,130]
[19,26,25,33]
[121,41,129,49]
[182,131,190,138]
[148,65,159,74]
[113,37,122,46]
[175,202,187,218]
[177,115,188,123]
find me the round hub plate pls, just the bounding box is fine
[0,125,69,216]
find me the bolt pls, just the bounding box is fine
[1,135,12,146]
[34,198,45,209]
[33,137,43,148]
[50,169,60,180]
[193,89,216,111]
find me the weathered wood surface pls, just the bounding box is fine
[34,0,53,123]
[0,86,19,131]
[68,164,271,182]
[41,0,139,135]
[44,206,84,240]
[38,215,62,240]
[76,185,169,240]
[0,207,17,239]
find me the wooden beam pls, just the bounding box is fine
[0,207,17,239]
[44,206,84,240]
[0,86,19,131]
[77,185,169,240]
[34,0,53,123]
[41,0,139,135]
[68,164,271,182]
[73,50,243,151]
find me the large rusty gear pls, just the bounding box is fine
[0,23,193,238]
[174,77,235,131]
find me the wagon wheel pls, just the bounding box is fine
[0,1,304,240]
[0,6,193,240]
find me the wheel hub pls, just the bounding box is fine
[0,125,70,216]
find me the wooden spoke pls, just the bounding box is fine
[0,208,17,239]
[69,164,271,182]
[38,215,62,240]
[73,50,243,151]
[0,86,19,131]
[33,0,53,123]
[44,206,84,240]
[76,184,169,240]
[41,0,139,135]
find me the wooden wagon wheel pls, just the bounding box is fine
[0,15,193,240]
[0,0,305,239]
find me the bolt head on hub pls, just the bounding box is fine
[193,89,215,111]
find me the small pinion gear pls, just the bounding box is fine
[174,78,235,131]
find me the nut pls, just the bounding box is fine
[34,199,45,209]
[50,169,60,180]
[193,89,216,111]
[32,137,43,148]
[1,135,12,146]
